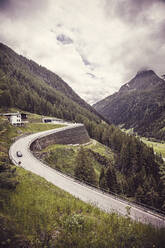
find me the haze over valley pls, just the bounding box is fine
[1,0,165,104]
[1,1,165,247]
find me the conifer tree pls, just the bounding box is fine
[106,166,118,193]
[99,167,108,190]
[74,147,97,186]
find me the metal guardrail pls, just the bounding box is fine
[9,124,165,223]
[28,126,165,220]
[36,158,165,220]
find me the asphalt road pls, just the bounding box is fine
[9,124,165,228]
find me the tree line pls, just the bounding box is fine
[74,122,165,211]
[0,45,164,211]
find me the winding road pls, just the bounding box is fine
[9,124,165,228]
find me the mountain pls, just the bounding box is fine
[0,43,164,211]
[93,70,165,140]
[0,42,104,124]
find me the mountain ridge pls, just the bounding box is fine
[93,70,165,140]
[0,42,102,119]
[0,42,165,216]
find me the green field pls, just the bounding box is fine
[141,137,165,158]
[0,116,64,140]
[1,167,165,248]
[121,128,165,158]
[40,140,114,185]
[0,112,165,247]
[16,122,64,135]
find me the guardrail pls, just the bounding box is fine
[9,123,165,225]
[28,126,165,220]
[33,155,165,220]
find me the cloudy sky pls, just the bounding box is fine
[0,0,165,104]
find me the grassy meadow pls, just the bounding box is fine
[1,167,165,248]
[0,112,165,247]
[40,140,114,185]
[121,128,165,158]
[141,137,165,158]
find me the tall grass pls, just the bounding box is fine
[1,168,165,247]
[42,141,114,184]
[0,113,165,247]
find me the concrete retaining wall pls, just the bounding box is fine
[30,124,90,151]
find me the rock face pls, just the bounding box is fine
[30,125,90,151]
[93,70,165,140]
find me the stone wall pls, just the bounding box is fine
[30,124,90,151]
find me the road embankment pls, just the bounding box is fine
[9,123,165,228]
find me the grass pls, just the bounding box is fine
[0,111,165,247]
[141,137,165,158]
[44,144,102,183]
[17,123,64,134]
[1,167,165,247]
[0,117,64,142]
[86,139,114,161]
[40,140,114,185]
[161,127,165,132]
[0,106,65,125]
[121,128,165,158]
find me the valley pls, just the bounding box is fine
[9,122,165,228]
[121,128,165,159]
[0,111,164,247]
[0,42,165,247]
[94,70,165,141]
[141,138,165,159]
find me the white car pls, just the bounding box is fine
[16,151,23,157]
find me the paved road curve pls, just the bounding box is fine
[9,124,165,228]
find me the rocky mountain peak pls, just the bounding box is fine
[120,69,161,92]
[135,69,155,77]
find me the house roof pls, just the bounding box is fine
[2,112,28,117]
[3,112,20,116]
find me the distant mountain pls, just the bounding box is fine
[0,43,164,211]
[93,70,165,140]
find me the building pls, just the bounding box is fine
[3,112,28,126]
[42,117,69,125]
[10,113,22,126]
[42,117,64,124]
[21,113,28,120]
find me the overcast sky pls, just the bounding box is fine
[0,0,165,104]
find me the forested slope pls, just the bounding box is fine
[0,42,102,123]
[94,70,165,140]
[0,43,165,211]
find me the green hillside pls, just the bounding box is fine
[94,70,165,141]
[0,44,165,212]
[0,114,165,247]
[35,140,114,186]
[0,42,101,124]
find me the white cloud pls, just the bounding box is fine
[0,0,165,104]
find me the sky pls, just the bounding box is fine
[0,0,165,104]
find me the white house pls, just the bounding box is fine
[3,112,28,126]
[10,113,22,126]
[3,112,22,126]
